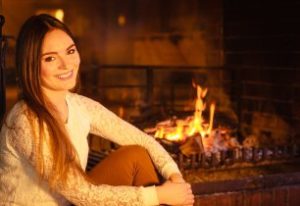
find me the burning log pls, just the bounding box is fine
[179,134,205,155]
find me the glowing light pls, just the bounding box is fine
[118,15,126,27]
[55,9,64,22]
[35,9,64,22]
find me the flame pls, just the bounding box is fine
[154,84,216,143]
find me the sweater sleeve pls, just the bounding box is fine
[74,94,181,179]
[5,104,159,206]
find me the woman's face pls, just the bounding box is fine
[40,29,80,95]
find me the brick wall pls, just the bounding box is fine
[223,1,300,144]
[195,185,300,206]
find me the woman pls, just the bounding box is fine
[0,14,194,205]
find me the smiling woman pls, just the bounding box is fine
[0,14,194,206]
[39,29,80,123]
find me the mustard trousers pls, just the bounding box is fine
[87,145,160,186]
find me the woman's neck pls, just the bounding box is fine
[42,87,67,105]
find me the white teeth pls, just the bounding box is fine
[57,71,73,79]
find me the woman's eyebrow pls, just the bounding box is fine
[66,44,76,50]
[41,44,76,57]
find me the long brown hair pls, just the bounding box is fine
[16,14,85,188]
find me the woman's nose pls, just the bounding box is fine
[58,55,69,70]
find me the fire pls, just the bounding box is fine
[154,84,216,143]
[144,83,241,155]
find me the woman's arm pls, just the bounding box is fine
[76,94,182,179]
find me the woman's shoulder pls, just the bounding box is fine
[67,92,101,107]
[66,92,110,119]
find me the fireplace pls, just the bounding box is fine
[83,64,300,206]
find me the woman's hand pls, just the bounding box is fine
[156,180,194,206]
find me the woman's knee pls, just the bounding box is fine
[119,145,150,162]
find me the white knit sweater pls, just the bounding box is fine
[0,92,181,205]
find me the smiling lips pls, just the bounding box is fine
[56,70,73,80]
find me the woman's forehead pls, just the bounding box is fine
[41,29,74,53]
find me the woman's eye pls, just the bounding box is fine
[67,48,76,55]
[44,56,55,62]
